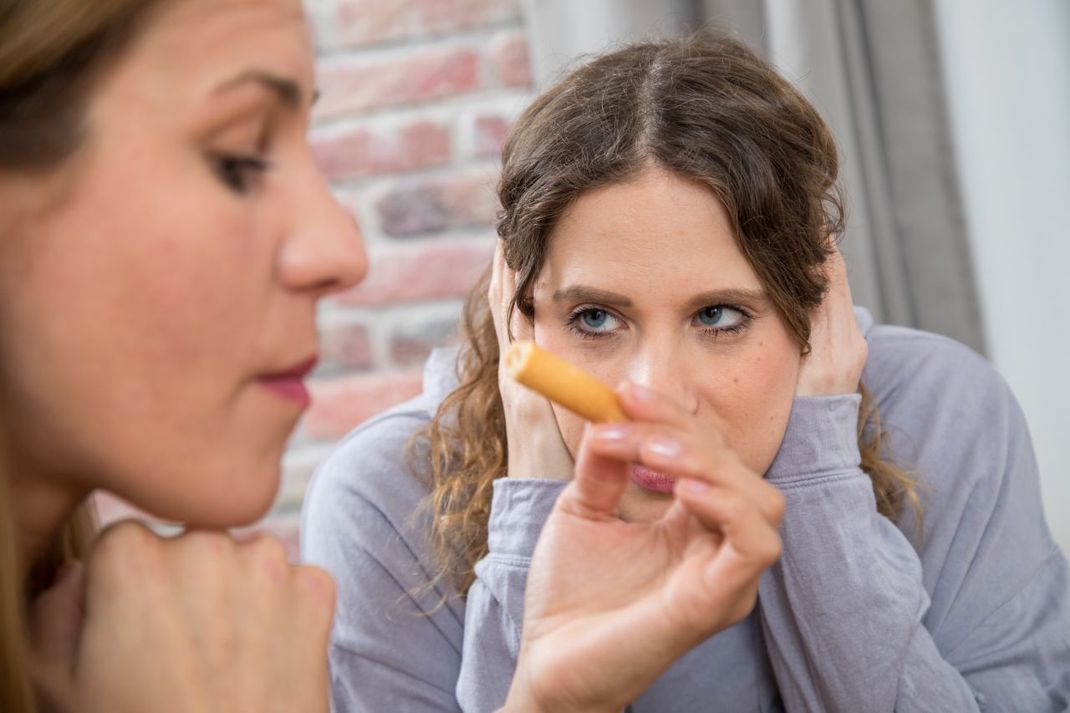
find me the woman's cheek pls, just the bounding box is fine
[726,343,800,474]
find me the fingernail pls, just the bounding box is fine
[646,436,682,459]
[681,479,710,495]
[592,424,629,442]
[625,381,656,404]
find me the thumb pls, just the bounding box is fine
[28,561,87,672]
[557,423,629,520]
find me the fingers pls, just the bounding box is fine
[290,565,337,649]
[615,381,692,430]
[676,478,785,539]
[82,519,165,626]
[826,251,866,357]
[488,241,504,331]
[557,423,630,520]
[28,561,87,672]
[822,251,858,343]
[673,481,783,626]
[825,249,852,304]
[616,380,729,436]
[586,419,783,525]
[798,248,868,396]
[490,240,532,344]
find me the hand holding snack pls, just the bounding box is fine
[503,346,785,713]
[504,341,626,423]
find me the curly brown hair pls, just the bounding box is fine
[415,31,919,596]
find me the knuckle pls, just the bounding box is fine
[243,535,290,577]
[766,487,787,524]
[728,590,760,625]
[175,529,234,560]
[93,519,156,562]
[293,565,337,618]
[89,520,163,583]
[720,491,748,523]
[856,339,870,363]
[766,532,784,562]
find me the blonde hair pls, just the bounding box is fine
[1,0,164,709]
[416,33,921,596]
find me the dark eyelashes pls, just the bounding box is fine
[696,305,753,339]
[565,304,753,340]
[209,152,273,194]
[564,305,611,340]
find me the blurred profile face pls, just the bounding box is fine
[0,0,366,526]
[532,165,801,522]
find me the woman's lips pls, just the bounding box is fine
[257,356,317,408]
[629,464,677,494]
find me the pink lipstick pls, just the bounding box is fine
[630,464,676,494]
[257,356,317,408]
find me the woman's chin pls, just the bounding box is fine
[120,466,281,530]
[618,484,676,524]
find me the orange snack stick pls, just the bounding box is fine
[504,341,627,423]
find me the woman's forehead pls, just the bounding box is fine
[123,0,314,95]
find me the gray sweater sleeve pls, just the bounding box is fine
[301,398,467,713]
[456,480,566,713]
[757,330,1070,712]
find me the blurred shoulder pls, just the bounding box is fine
[301,347,462,555]
[861,315,1012,418]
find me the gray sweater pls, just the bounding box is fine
[302,310,1070,712]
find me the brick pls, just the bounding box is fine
[316,46,481,120]
[311,119,450,181]
[417,0,523,37]
[302,370,424,440]
[312,0,522,51]
[332,237,493,307]
[490,31,533,88]
[376,171,499,238]
[470,113,513,159]
[390,314,460,366]
[274,453,321,513]
[319,321,375,373]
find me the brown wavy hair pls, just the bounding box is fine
[416,32,919,596]
[1,1,164,710]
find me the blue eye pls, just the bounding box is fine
[568,307,622,338]
[695,305,746,330]
[581,309,610,329]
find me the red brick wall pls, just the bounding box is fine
[95,0,535,558]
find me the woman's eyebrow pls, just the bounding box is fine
[684,289,768,311]
[212,70,319,109]
[552,285,633,307]
[551,286,768,310]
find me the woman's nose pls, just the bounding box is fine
[277,168,368,296]
[626,347,701,415]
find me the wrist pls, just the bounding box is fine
[503,659,623,713]
[500,666,544,713]
[766,394,861,481]
[505,430,573,481]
